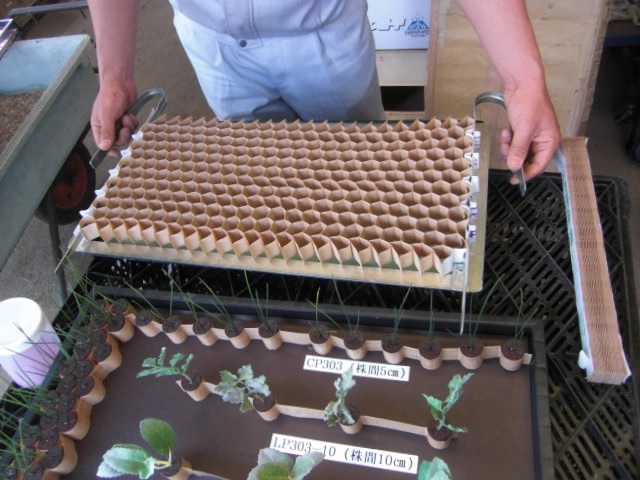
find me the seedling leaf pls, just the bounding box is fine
[418,457,451,480]
[96,460,123,478]
[291,451,325,479]
[425,395,443,413]
[238,364,254,381]
[102,445,154,478]
[254,463,291,479]
[139,418,176,457]
[169,353,185,368]
[257,448,294,468]
[141,358,158,368]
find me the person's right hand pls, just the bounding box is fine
[90,79,138,155]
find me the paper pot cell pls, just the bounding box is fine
[444,233,466,249]
[428,205,449,221]
[432,180,451,196]
[398,216,419,233]
[361,225,383,242]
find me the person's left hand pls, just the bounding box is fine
[500,84,562,184]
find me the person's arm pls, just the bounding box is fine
[87,0,141,151]
[455,0,561,183]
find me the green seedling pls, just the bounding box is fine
[327,277,362,343]
[386,288,412,346]
[0,418,42,472]
[137,347,194,384]
[97,418,177,479]
[197,278,240,334]
[417,457,452,480]
[324,367,357,427]
[505,290,536,352]
[463,276,503,349]
[214,364,271,413]
[307,288,342,337]
[247,448,324,480]
[425,291,437,349]
[423,373,474,433]
[122,279,165,321]
[244,271,274,334]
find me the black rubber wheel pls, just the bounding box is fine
[36,142,96,225]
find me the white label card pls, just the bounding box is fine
[270,433,418,475]
[303,355,410,382]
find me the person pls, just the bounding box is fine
[87,0,561,184]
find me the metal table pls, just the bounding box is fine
[0,33,96,303]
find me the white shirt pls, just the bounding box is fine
[167,0,367,38]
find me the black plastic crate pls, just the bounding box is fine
[85,170,640,479]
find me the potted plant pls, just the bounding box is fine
[499,291,534,371]
[247,447,324,480]
[40,433,78,475]
[105,312,135,343]
[200,279,251,348]
[423,373,474,449]
[214,364,275,420]
[246,273,282,350]
[459,278,501,369]
[324,367,362,434]
[91,333,123,380]
[381,289,411,364]
[74,370,106,406]
[133,309,163,337]
[109,297,138,324]
[328,279,367,359]
[307,289,336,355]
[418,292,443,370]
[122,280,164,337]
[97,418,191,480]
[137,347,208,401]
[160,279,188,345]
[180,289,218,346]
[191,315,218,346]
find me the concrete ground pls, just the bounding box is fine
[0,3,638,346]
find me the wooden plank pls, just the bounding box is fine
[426,0,609,136]
[376,49,428,87]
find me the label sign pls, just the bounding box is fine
[303,355,410,382]
[270,433,418,475]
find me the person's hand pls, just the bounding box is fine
[90,79,138,155]
[500,84,562,184]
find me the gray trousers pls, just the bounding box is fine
[171,4,386,122]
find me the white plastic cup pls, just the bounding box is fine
[0,298,61,388]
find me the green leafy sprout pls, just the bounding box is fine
[97,418,177,479]
[418,457,452,480]
[244,271,273,332]
[197,278,236,331]
[425,290,436,348]
[510,289,536,347]
[247,448,324,480]
[214,364,271,413]
[324,367,357,427]
[306,288,341,337]
[388,288,412,344]
[423,373,474,433]
[136,347,194,384]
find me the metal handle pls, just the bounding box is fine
[473,91,527,196]
[89,88,168,169]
